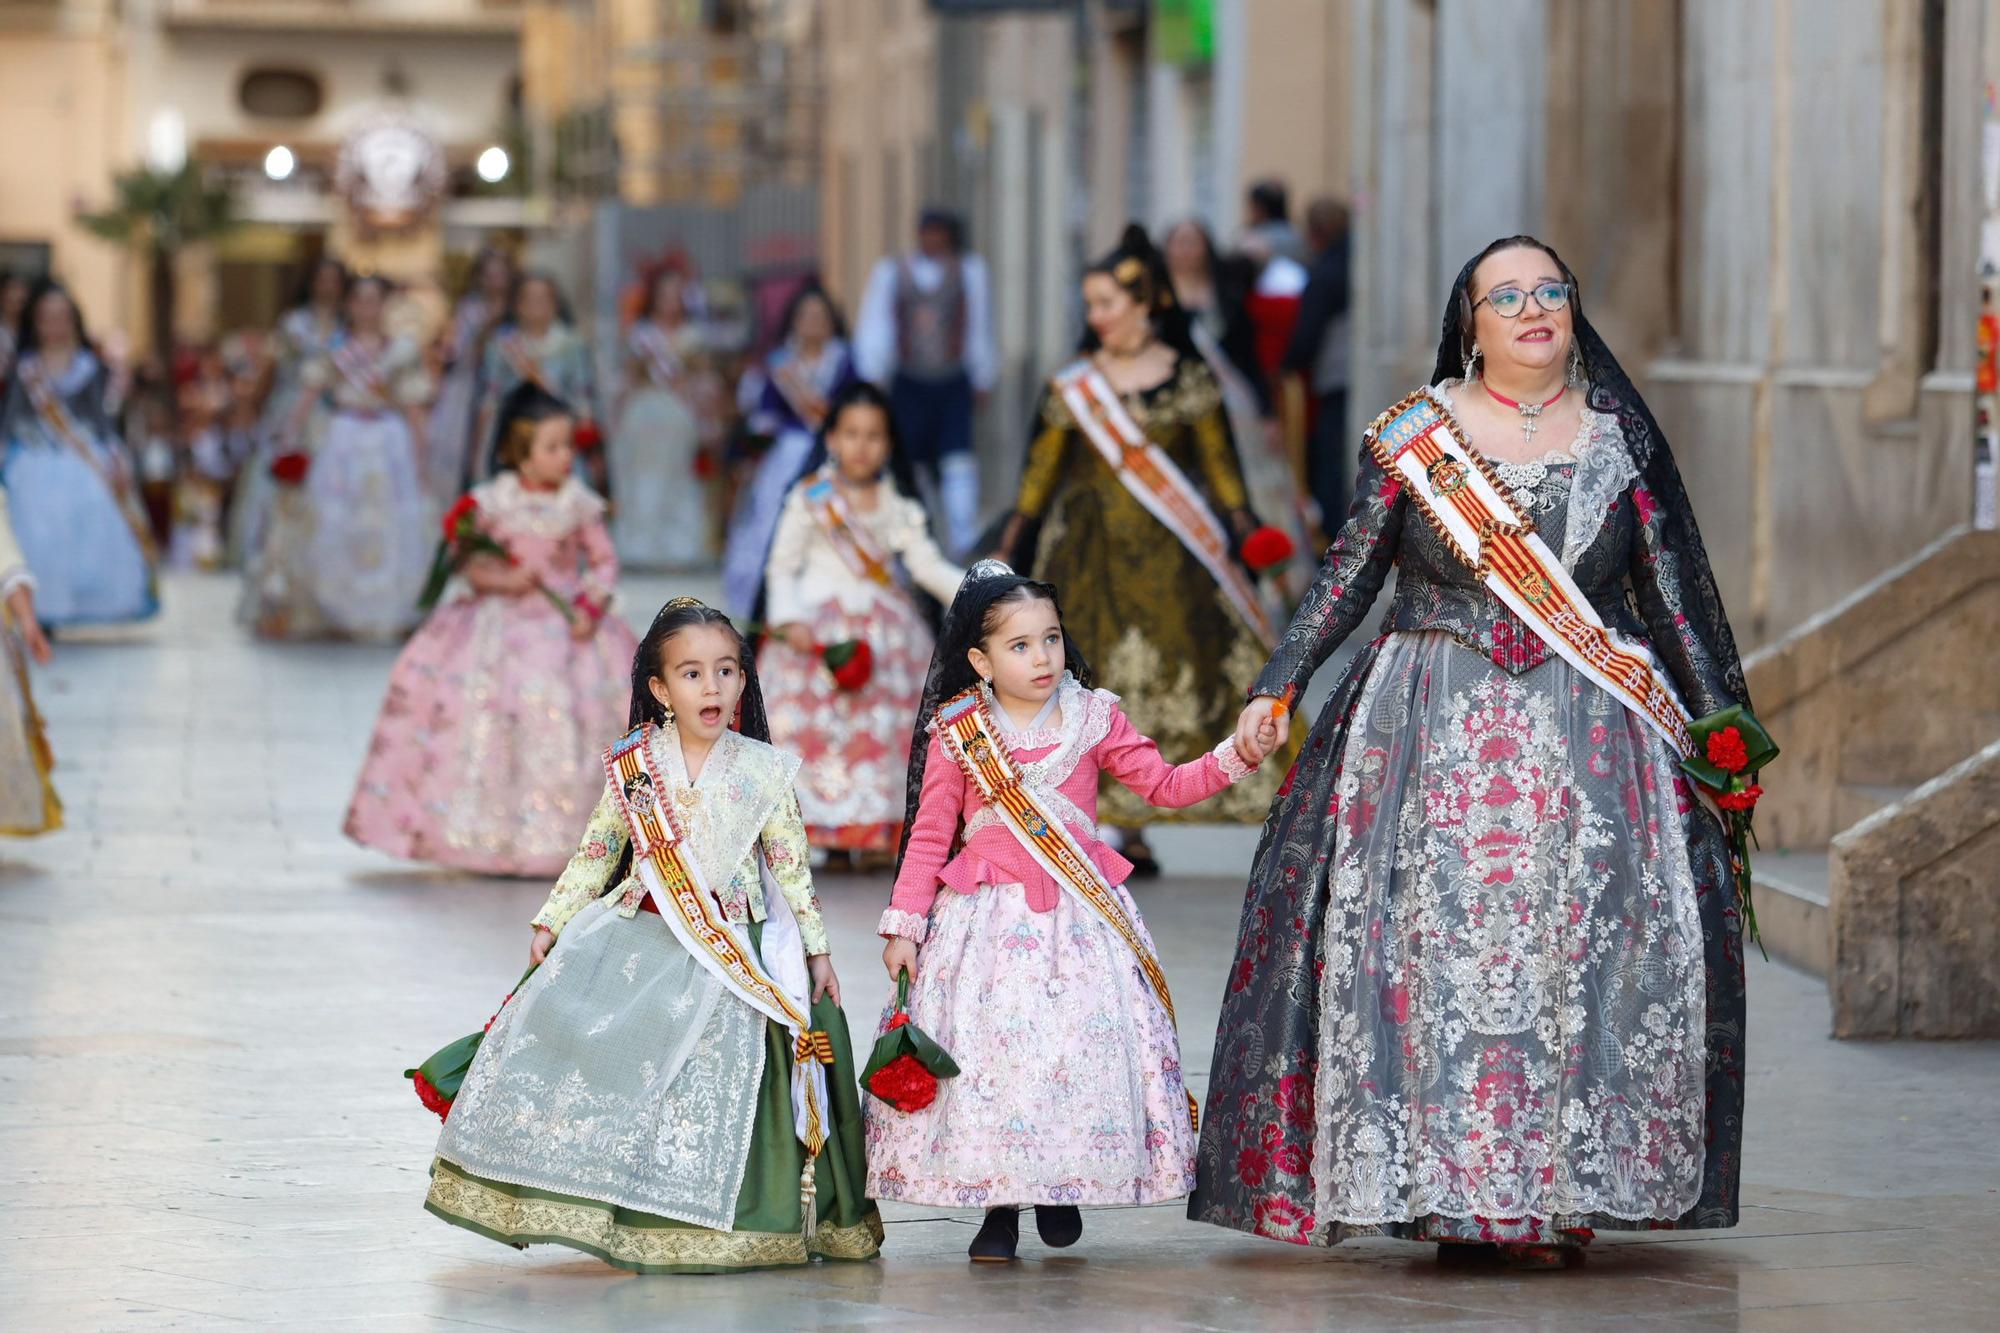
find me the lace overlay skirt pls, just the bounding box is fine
[1309,630,1709,1229]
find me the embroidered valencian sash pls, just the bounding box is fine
[633,321,684,388]
[602,725,833,1161]
[19,363,158,562]
[1369,388,1694,757]
[330,337,391,408]
[771,353,831,431]
[801,469,909,602]
[931,689,1199,1131]
[501,332,550,391]
[1053,360,1273,647]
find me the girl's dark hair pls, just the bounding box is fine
[1450,234,1584,366]
[626,598,771,741]
[463,247,515,301]
[779,279,848,343]
[748,378,937,637]
[291,256,349,311]
[511,270,574,326]
[1078,221,1195,356]
[894,563,1093,869]
[16,279,89,360]
[795,379,918,495]
[604,599,770,891]
[493,381,572,472]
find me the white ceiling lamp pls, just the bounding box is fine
[475,145,510,184]
[263,145,297,182]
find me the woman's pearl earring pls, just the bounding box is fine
[1463,344,1482,382]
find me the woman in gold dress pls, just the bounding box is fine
[995,225,1288,868]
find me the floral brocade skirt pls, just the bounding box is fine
[762,592,932,852]
[343,592,638,877]
[1191,630,1746,1248]
[864,882,1196,1209]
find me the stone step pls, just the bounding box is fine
[1835,782,1919,829]
[1751,848,1831,978]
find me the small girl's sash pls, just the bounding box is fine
[632,321,684,388]
[501,332,549,390]
[331,337,390,406]
[931,689,1198,1131]
[801,469,907,600]
[20,363,158,562]
[772,354,830,430]
[1053,360,1273,647]
[1369,388,1693,757]
[601,725,833,1162]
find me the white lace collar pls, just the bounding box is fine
[648,724,801,893]
[1429,379,1633,570]
[981,673,1071,748]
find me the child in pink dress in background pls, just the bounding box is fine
[344,383,639,877]
[866,561,1275,1262]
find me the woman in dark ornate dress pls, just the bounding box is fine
[1189,236,1758,1268]
[994,226,1289,864]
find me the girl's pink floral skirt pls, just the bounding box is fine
[863,881,1195,1209]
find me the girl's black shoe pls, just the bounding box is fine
[1033,1204,1083,1248]
[968,1206,1019,1262]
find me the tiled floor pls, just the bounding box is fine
[3,572,1995,1331]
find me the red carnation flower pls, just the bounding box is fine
[820,639,875,692]
[886,1012,911,1030]
[441,494,480,540]
[573,418,603,452]
[269,452,311,486]
[1716,783,1763,813]
[1241,524,1296,573]
[1705,726,1750,774]
[413,1071,453,1122]
[865,1053,938,1111]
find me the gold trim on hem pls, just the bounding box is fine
[426,1162,883,1270]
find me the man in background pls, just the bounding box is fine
[855,207,996,555]
[1283,196,1354,545]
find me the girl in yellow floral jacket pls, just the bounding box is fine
[422,597,882,1274]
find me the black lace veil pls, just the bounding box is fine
[893,561,1095,870]
[1434,236,1748,707]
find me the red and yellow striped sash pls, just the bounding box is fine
[1056,362,1274,648]
[1369,390,1693,757]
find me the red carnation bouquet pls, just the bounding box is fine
[1240,524,1296,575]
[404,964,538,1121]
[860,969,959,1112]
[819,638,874,692]
[747,622,875,692]
[418,493,577,624]
[268,452,311,486]
[1681,706,1780,956]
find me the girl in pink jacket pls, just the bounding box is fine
[866,561,1274,1262]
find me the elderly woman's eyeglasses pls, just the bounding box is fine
[1474,281,1573,319]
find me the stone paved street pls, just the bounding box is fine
[5,571,1999,1331]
